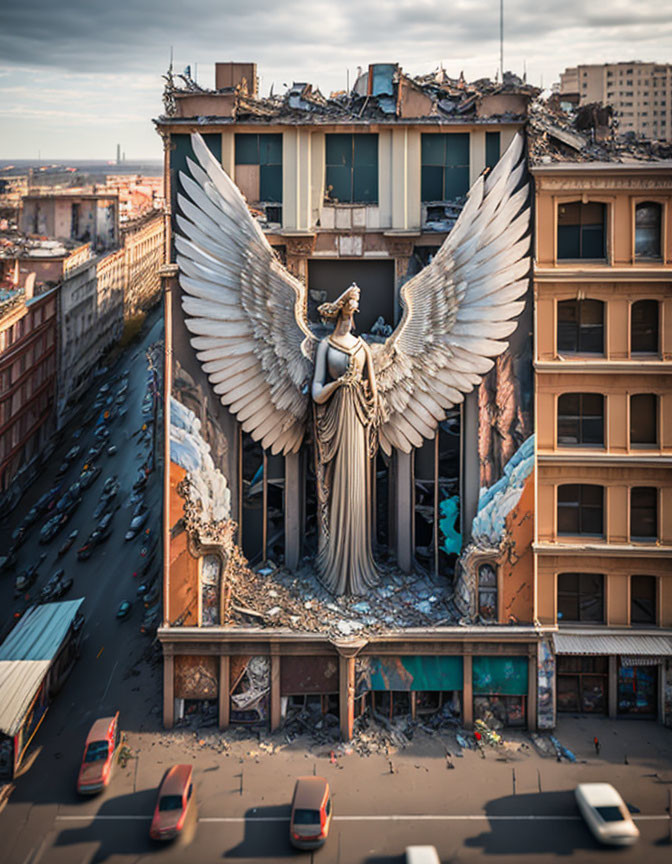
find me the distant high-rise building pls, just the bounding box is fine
[559,62,672,140]
[116,143,121,164]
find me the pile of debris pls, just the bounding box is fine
[221,553,459,637]
[161,63,539,125]
[529,94,672,164]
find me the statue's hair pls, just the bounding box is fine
[318,283,359,324]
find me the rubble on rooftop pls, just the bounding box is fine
[529,93,672,164]
[161,63,539,124]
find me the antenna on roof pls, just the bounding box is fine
[500,0,504,81]
[347,68,350,93]
[169,45,174,73]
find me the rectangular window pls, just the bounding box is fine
[234,133,282,203]
[557,393,604,446]
[630,393,657,446]
[557,572,604,623]
[485,132,500,169]
[557,484,604,536]
[635,203,662,259]
[631,575,657,624]
[630,487,658,541]
[557,201,606,259]
[421,134,470,201]
[557,299,604,354]
[325,134,378,204]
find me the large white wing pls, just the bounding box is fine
[374,133,530,455]
[176,133,316,455]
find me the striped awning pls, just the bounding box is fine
[553,631,672,657]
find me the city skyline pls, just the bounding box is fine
[1,0,671,159]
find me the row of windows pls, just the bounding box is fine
[557,484,659,541]
[557,573,657,625]
[556,392,659,448]
[557,201,663,261]
[233,132,501,206]
[557,298,659,355]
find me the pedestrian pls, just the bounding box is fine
[593,736,600,756]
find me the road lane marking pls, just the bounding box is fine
[101,660,119,702]
[55,814,671,824]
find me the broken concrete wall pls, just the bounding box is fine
[175,93,236,118]
[477,92,529,118]
[281,656,339,695]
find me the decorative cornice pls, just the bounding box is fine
[536,176,672,192]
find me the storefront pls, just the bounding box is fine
[473,655,528,727]
[552,630,672,723]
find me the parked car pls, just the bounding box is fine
[65,445,81,462]
[77,712,120,795]
[149,764,194,841]
[137,579,155,597]
[289,776,332,850]
[15,564,39,595]
[95,426,110,441]
[58,529,79,557]
[107,445,118,456]
[10,525,29,548]
[87,443,105,461]
[55,460,70,478]
[117,600,132,619]
[143,585,160,608]
[102,475,119,495]
[80,465,101,490]
[125,508,149,541]
[77,541,95,561]
[0,551,17,573]
[40,569,66,602]
[40,512,69,543]
[575,784,639,846]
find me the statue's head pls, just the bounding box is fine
[318,283,360,324]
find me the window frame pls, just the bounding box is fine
[557,483,604,538]
[632,197,665,262]
[420,133,470,203]
[629,299,660,356]
[629,486,659,542]
[630,574,658,626]
[557,572,605,624]
[556,392,605,448]
[556,199,609,262]
[325,133,379,205]
[556,298,605,356]
[629,392,658,448]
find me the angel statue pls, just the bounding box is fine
[175,132,530,596]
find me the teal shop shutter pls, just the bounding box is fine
[472,656,528,695]
[363,656,463,691]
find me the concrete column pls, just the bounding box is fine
[527,647,538,731]
[463,653,473,729]
[218,655,230,730]
[395,449,414,572]
[220,131,235,178]
[163,654,175,729]
[608,655,618,719]
[270,652,282,732]
[469,130,486,186]
[339,655,355,741]
[284,451,302,570]
[461,391,480,543]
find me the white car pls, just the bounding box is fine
[575,783,639,846]
[405,848,441,864]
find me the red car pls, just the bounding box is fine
[77,712,120,794]
[149,764,194,841]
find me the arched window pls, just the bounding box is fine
[631,300,659,354]
[557,393,604,446]
[478,563,498,621]
[635,202,662,259]
[557,299,604,354]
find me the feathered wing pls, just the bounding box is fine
[175,133,316,455]
[374,132,530,456]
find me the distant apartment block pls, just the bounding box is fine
[21,192,119,251]
[559,62,672,140]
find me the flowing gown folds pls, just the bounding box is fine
[314,337,378,595]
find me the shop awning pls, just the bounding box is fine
[553,631,672,657]
[0,599,83,737]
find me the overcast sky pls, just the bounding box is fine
[1,0,671,160]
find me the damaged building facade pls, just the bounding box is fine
[157,62,542,737]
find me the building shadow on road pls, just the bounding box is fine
[223,804,294,858]
[52,788,160,862]
[464,791,600,856]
